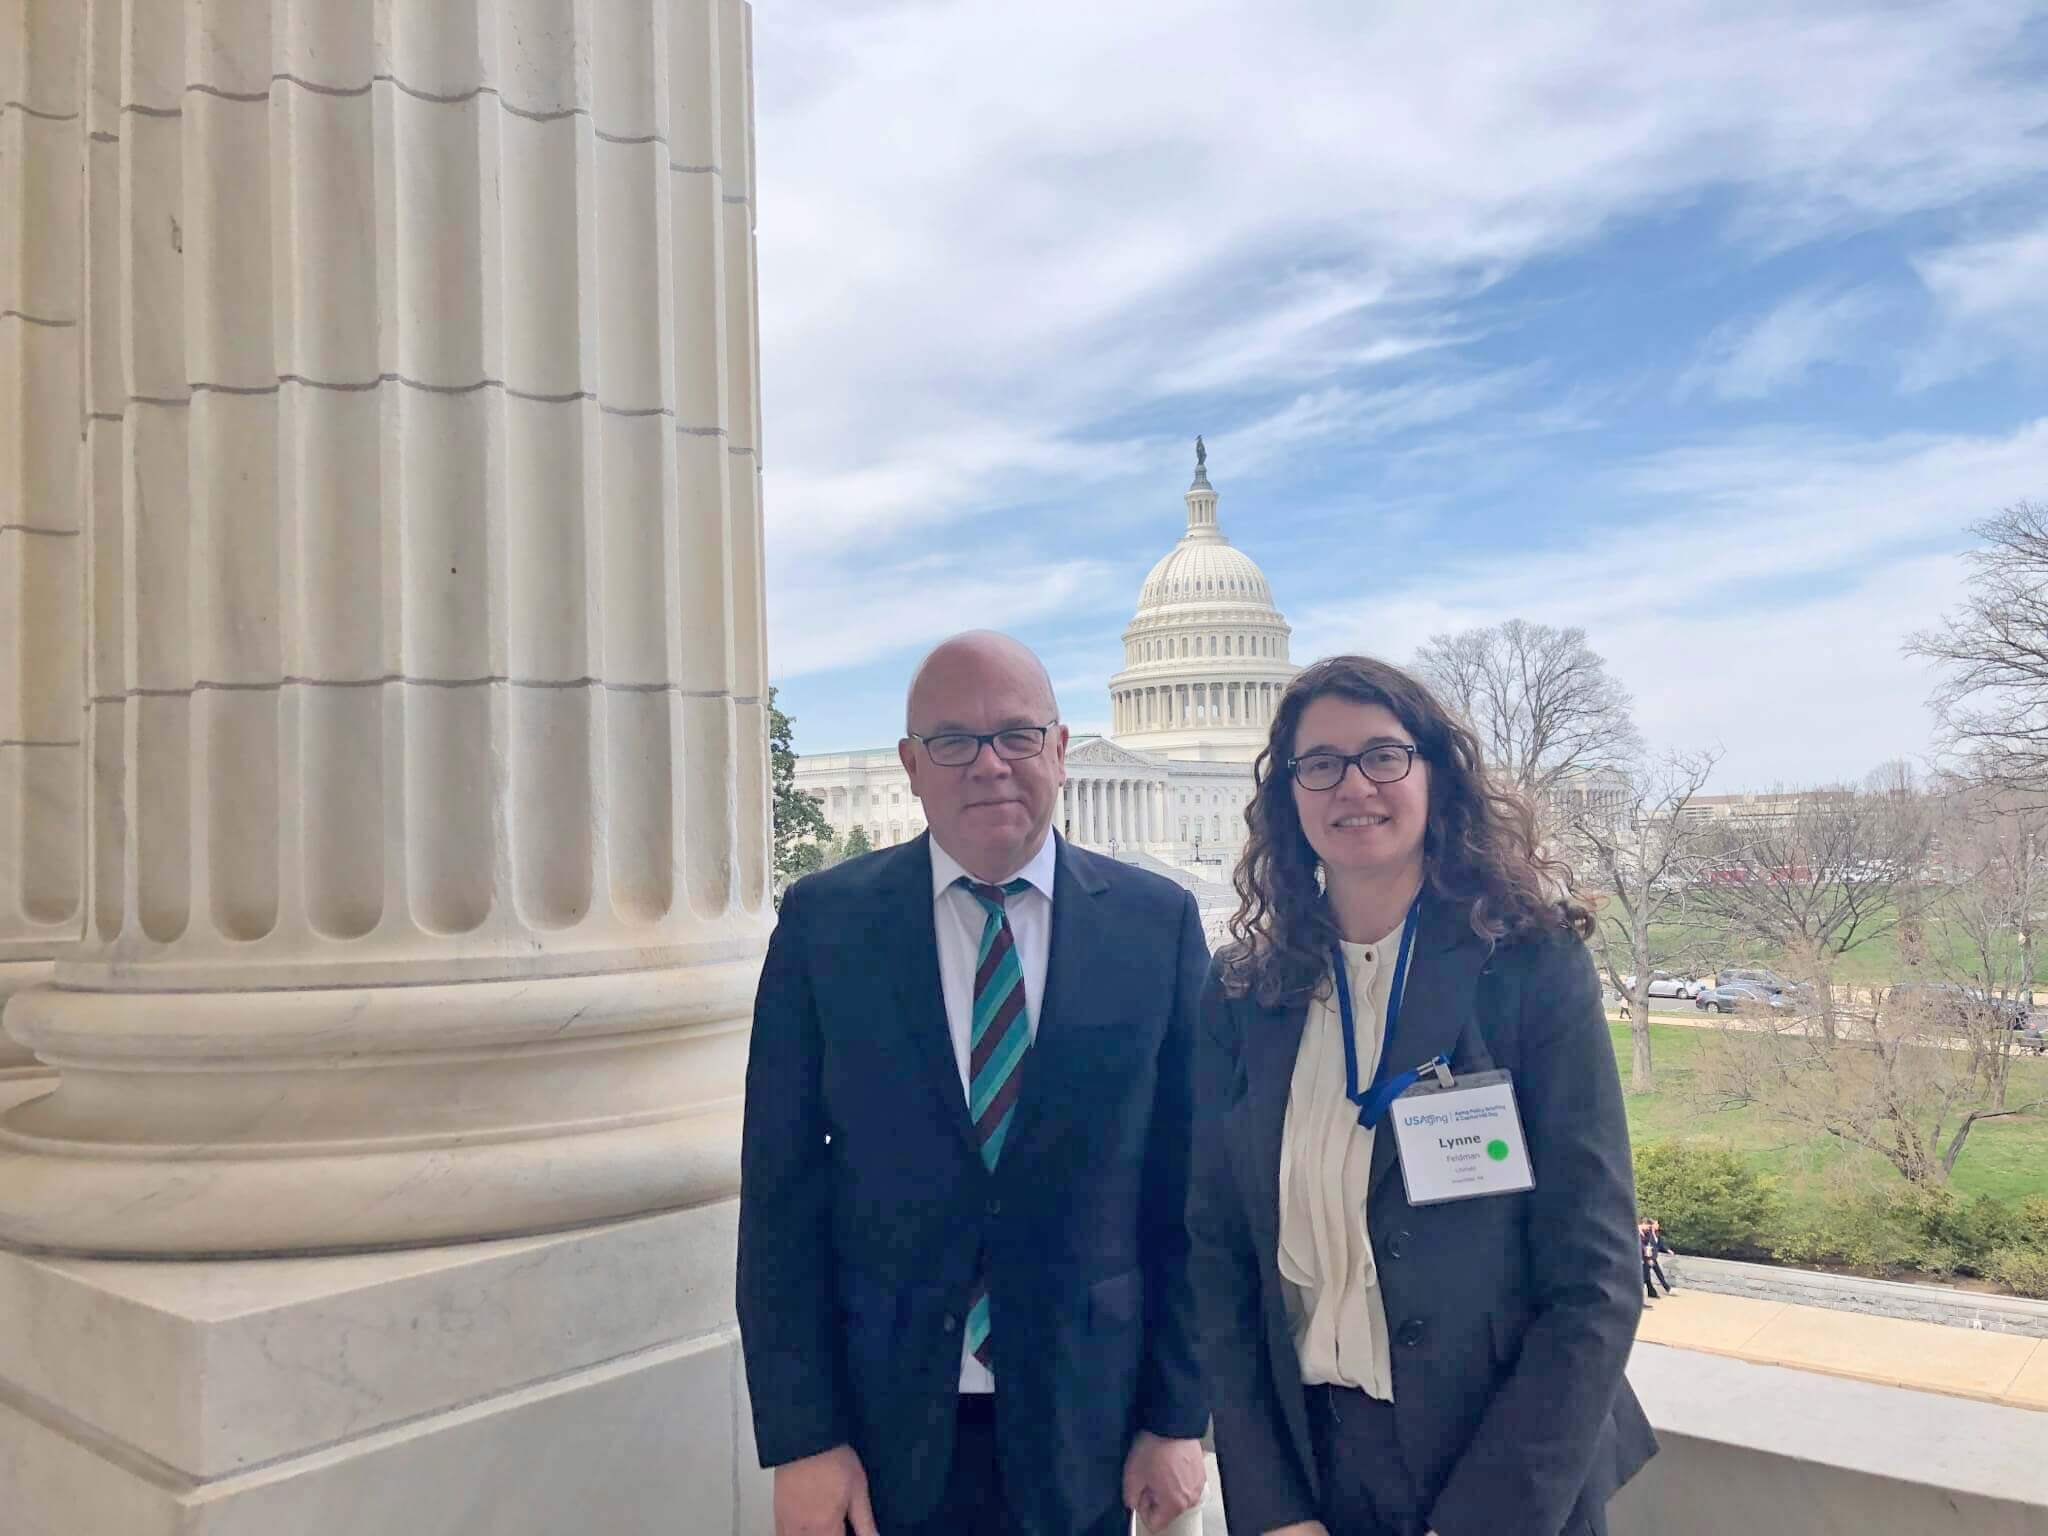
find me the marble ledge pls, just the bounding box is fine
[0,1167,747,1480]
[1,1324,766,1536]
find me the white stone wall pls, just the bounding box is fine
[792,749,923,846]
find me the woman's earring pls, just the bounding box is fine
[1314,862,1327,895]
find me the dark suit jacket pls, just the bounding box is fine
[1188,898,1655,1536]
[737,832,1210,1536]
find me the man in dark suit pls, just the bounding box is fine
[738,632,1210,1536]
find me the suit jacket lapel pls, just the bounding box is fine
[887,834,981,1162]
[1367,896,1491,1201]
[998,834,1108,1171]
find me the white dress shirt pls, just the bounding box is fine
[1278,932,1398,1399]
[928,830,1059,1393]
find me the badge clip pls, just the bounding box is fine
[1426,1055,1455,1090]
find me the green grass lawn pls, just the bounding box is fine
[1602,896,2044,992]
[1609,1021,2048,1213]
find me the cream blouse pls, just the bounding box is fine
[1277,932,1397,1399]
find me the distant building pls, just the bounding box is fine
[1672,791,1820,826]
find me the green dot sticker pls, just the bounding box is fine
[1486,1139,1510,1162]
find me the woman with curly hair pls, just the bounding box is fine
[1188,656,1654,1536]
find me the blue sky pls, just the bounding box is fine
[753,0,2048,789]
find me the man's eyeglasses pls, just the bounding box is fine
[1288,744,1419,791]
[910,724,1057,767]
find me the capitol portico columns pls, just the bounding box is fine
[1,1,84,1080]
[0,0,771,1258]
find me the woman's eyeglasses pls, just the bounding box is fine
[1287,744,1419,791]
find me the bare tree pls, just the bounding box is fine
[1686,784,1935,1041]
[1413,620,1643,806]
[1926,783,2045,1110]
[1698,987,2044,1185]
[1564,751,1719,1093]
[1909,501,2048,798]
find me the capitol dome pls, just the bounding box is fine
[1106,441,1298,762]
[1137,529,1277,609]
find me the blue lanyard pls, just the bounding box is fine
[1333,898,1447,1129]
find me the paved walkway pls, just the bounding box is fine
[1636,1284,2048,1410]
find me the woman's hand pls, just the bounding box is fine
[1263,1524,1330,1536]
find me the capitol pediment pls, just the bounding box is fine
[1067,737,1159,769]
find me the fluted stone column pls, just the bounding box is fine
[0,0,770,1258]
[0,1,85,1079]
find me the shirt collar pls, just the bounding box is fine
[929,829,1059,904]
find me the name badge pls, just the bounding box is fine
[1388,1069,1535,1205]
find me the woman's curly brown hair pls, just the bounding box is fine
[1221,655,1592,1008]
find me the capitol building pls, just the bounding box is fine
[795,443,1298,877]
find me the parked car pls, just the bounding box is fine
[1709,967,1822,1004]
[1620,971,1703,1000]
[2018,1026,2048,1056]
[1717,966,1794,993]
[1695,981,1798,1015]
[1881,981,2031,1031]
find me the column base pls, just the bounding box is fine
[0,959,757,1256]
[0,960,54,1077]
[0,1189,770,1536]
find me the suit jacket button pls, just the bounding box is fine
[1387,1230,1410,1260]
[1398,1319,1426,1348]
[943,1313,958,1333]
[986,1197,1002,1217]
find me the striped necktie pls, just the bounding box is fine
[959,875,1034,1368]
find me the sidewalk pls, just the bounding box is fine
[1636,1285,2048,1410]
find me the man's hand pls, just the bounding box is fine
[773,1444,878,1536]
[1123,1431,1207,1530]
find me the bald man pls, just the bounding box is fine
[739,633,1209,1536]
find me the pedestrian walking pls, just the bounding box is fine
[1648,1219,1676,1295]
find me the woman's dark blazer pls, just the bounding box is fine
[1188,897,1655,1536]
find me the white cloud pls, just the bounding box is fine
[770,551,1123,680]
[754,2,2048,768]
[1907,218,2048,387]
[755,0,2048,560]
[1678,286,1884,400]
[1286,419,2048,786]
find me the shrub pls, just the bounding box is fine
[1987,1247,2048,1299]
[1632,1140,1776,1255]
[1765,1186,2039,1279]
[2016,1196,2048,1249]
[1913,1190,2024,1262]
[1766,1192,1929,1272]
